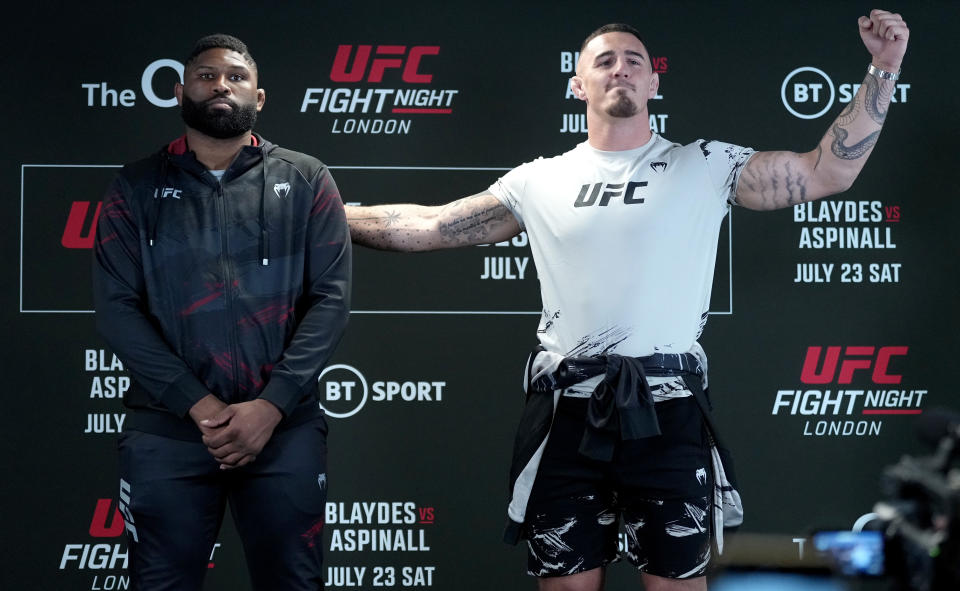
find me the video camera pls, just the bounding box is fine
[713,408,960,591]
[829,408,960,591]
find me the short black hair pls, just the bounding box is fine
[185,34,258,74]
[580,23,646,53]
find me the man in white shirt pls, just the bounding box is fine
[344,10,908,591]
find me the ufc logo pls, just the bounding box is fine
[62,201,101,249]
[153,187,182,199]
[330,45,440,83]
[574,181,646,208]
[118,478,139,542]
[89,499,124,537]
[800,346,908,385]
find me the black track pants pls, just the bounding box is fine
[117,417,329,590]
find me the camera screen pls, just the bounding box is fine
[813,530,885,577]
[712,572,848,591]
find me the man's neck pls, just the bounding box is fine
[184,128,253,170]
[585,109,653,151]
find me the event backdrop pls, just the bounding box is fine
[4,1,958,589]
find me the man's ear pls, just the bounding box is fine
[570,76,587,101]
[174,82,183,106]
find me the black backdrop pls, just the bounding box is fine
[4,1,959,589]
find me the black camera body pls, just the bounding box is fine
[860,410,960,591]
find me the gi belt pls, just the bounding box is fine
[530,352,703,462]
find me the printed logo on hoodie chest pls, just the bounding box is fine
[154,186,182,200]
[273,182,291,199]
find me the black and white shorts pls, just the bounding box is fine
[524,395,712,580]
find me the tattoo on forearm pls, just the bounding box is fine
[347,207,436,250]
[864,73,892,125]
[830,124,881,160]
[824,73,890,161]
[348,210,401,226]
[835,95,860,127]
[813,145,823,171]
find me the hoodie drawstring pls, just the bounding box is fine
[260,154,269,266]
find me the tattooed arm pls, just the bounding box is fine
[735,9,909,211]
[345,191,522,251]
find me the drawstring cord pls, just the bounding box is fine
[259,152,269,266]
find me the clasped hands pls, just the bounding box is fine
[189,395,282,469]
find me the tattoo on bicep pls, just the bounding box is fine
[740,152,808,208]
[830,124,881,160]
[780,158,807,206]
[437,196,513,245]
[813,145,823,171]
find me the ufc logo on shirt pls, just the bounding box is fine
[573,181,647,208]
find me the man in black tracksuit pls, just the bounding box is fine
[93,34,350,590]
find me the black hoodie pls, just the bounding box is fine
[93,134,351,440]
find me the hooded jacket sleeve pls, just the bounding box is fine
[92,172,210,417]
[257,167,352,416]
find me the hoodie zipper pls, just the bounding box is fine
[215,179,241,402]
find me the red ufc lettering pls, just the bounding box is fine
[800,346,842,384]
[403,46,440,83]
[61,201,102,249]
[330,45,439,83]
[89,499,124,537]
[800,346,908,384]
[873,346,908,384]
[836,346,875,383]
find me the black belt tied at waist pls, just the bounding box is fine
[530,351,703,462]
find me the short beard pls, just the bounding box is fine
[180,94,258,139]
[606,91,639,118]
